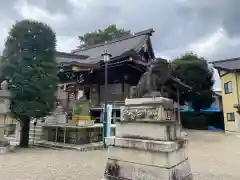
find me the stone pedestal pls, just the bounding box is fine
[0,122,5,142]
[103,97,193,180]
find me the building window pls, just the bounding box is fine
[227,112,235,121]
[224,81,232,94]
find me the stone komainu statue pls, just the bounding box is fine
[131,58,172,98]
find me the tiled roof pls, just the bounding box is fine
[211,57,240,71]
[56,51,89,59]
[56,51,88,64]
[71,28,155,63]
[56,51,99,67]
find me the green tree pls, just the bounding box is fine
[172,52,215,111]
[78,24,131,47]
[1,20,58,147]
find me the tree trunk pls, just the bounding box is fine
[19,116,30,148]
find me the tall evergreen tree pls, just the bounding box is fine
[78,24,131,47]
[172,52,215,111]
[1,20,58,147]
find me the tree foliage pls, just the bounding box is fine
[78,24,131,47]
[172,52,215,111]
[1,20,58,146]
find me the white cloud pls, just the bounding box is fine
[67,0,95,10]
[155,53,171,60]
[188,28,228,58]
[12,0,75,52]
[14,0,68,28]
[0,19,17,54]
[56,36,79,52]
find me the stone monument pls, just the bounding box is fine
[69,90,94,127]
[103,58,193,179]
[55,104,67,124]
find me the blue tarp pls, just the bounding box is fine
[200,108,221,112]
[208,126,223,131]
[181,107,221,112]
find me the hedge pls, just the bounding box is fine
[181,112,224,130]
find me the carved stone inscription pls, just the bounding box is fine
[122,106,174,121]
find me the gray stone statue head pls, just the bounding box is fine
[148,58,170,72]
[148,58,172,83]
[1,80,8,90]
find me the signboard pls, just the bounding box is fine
[107,104,112,137]
[102,104,112,137]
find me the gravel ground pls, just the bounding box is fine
[0,130,240,180]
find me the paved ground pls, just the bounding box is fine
[188,130,240,179]
[0,130,240,179]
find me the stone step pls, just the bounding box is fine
[29,134,42,137]
[29,129,43,133]
[115,122,181,141]
[107,146,188,168]
[6,135,41,145]
[29,137,41,142]
[29,127,42,130]
[29,132,42,136]
[105,136,187,153]
[29,132,42,135]
[29,126,42,129]
[29,129,42,133]
[104,158,192,180]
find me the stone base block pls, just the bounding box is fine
[104,158,193,180]
[107,146,188,168]
[116,122,181,141]
[105,136,187,153]
[125,97,173,108]
[0,126,5,142]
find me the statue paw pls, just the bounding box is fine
[143,91,162,98]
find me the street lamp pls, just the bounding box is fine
[101,50,112,148]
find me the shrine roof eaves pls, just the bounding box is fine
[210,57,240,71]
[56,51,98,66]
[56,51,89,59]
[70,28,155,63]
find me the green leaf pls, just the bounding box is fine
[171,52,215,111]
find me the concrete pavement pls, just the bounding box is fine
[0,130,239,179]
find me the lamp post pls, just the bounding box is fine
[101,50,112,148]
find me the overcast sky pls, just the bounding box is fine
[1,0,240,90]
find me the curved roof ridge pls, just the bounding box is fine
[210,57,240,64]
[211,57,240,71]
[56,51,89,59]
[72,28,155,53]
